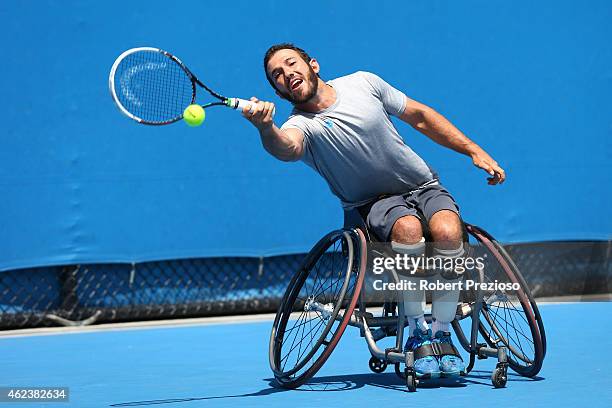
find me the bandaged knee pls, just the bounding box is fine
[431,245,464,326]
[392,238,427,326]
[431,281,461,328]
[402,286,428,335]
[401,281,426,319]
[433,245,466,280]
[391,238,425,257]
[391,238,429,277]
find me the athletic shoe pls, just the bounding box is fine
[433,331,465,376]
[404,329,441,378]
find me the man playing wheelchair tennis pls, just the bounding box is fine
[242,43,506,379]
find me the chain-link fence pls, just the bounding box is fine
[1,241,610,330]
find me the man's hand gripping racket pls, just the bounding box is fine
[108,47,273,125]
[241,97,276,131]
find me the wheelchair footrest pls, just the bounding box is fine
[413,342,461,361]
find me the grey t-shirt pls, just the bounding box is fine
[281,71,437,209]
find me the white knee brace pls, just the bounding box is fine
[392,239,427,319]
[434,246,466,279]
[431,245,464,324]
[391,238,425,256]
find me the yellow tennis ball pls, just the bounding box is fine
[183,104,205,127]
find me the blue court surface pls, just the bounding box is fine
[1,302,610,407]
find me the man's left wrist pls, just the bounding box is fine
[465,144,480,157]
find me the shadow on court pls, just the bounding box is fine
[110,372,545,406]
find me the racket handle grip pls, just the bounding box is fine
[227,98,275,117]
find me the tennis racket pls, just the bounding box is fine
[109,47,267,125]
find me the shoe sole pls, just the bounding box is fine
[415,371,442,379]
[440,369,466,378]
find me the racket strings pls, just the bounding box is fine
[114,50,194,124]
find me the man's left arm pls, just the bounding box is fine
[399,96,506,185]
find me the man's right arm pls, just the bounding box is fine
[242,97,304,162]
[258,125,304,162]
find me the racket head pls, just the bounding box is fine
[108,47,196,125]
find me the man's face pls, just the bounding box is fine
[266,49,319,104]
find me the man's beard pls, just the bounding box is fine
[279,66,319,104]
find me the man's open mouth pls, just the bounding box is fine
[290,77,303,91]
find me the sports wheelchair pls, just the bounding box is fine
[269,210,546,391]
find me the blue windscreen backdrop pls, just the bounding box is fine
[1,1,610,272]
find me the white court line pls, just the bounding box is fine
[533,293,611,304]
[0,306,369,339]
[0,313,279,339]
[0,294,609,339]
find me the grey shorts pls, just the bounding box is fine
[359,183,460,242]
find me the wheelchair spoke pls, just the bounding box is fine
[485,291,530,327]
[507,303,534,354]
[317,257,350,299]
[281,315,327,370]
[485,299,534,364]
[489,301,534,346]
[313,272,344,302]
[308,252,328,298]
[281,315,314,368]
[309,263,332,302]
[295,318,327,367]
[283,312,323,335]
[311,241,344,298]
[280,312,308,370]
[303,251,350,308]
[503,297,530,324]
[490,301,530,327]
[283,314,320,359]
[506,303,532,363]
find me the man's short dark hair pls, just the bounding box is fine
[263,43,314,90]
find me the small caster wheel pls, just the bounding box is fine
[491,364,507,388]
[394,363,406,379]
[406,372,417,392]
[368,356,388,373]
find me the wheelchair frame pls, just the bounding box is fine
[270,214,546,392]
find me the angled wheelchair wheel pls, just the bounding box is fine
[466,224,546,378]
[269,228,367,388]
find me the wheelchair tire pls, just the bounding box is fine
[269,228,367,388]
[466,224,546,378]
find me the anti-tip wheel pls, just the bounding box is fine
[492,365,508,388]
[368,356,388,373]
[406,373,417,392]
